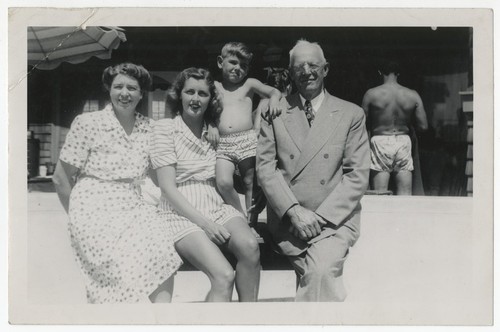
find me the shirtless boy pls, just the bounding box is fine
[209,42,282,224]
[361,60,428,195]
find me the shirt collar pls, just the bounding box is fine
[175,115,209,142]
[299,89,325,113]
[104,103,150,133]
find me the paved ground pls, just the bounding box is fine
[23,192,492,324]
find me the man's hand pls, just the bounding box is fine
[286,205,327,240]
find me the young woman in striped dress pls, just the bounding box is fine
[151,68,261,302]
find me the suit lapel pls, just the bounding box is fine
[292,93,344,178]
[281,94,309,152]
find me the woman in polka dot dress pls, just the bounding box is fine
[151,68,261,302]
[52,63,182,303]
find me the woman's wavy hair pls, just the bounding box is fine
[166,67,222,123]
[102,62,152,95]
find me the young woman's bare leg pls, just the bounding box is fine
[223,217,261,302]
[175,231,235,302]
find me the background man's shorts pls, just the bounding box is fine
[370,135,414,172]
[217,130,258,164]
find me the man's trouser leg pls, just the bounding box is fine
[287,228,356,302]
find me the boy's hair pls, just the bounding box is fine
[379,60,400,75]
[220,42,253,62]
[166,67,222,123]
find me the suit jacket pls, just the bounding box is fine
[256,91,370,256]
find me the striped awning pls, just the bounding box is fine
[28,26,127,70]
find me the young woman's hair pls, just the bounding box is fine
[220,42,253,63]
[166,67,222,123]
[102,62,152,93]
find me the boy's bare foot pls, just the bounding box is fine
[249,226,263,243]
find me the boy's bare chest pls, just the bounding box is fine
[220,88,252,103]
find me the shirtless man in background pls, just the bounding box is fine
[362,60,428,195]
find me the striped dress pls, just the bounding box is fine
[151,116,243,242]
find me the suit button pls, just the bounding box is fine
[320,180,325,185]
[290,154,295,159]
[324,154,329,158]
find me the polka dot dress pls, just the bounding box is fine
[59,105,182,303]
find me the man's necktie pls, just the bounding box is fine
[304,100,315,126]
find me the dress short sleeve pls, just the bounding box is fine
[151,119,177,169]
[59,114,92,169]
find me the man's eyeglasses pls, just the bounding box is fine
[291,62,326,75]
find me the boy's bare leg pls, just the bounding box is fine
[248,178,266,225]
[238,157,262,239]
[238,157,256,220]
[216,158,245,214]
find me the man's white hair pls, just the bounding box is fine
[289,39,327,66]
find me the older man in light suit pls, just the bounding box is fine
[256,40,370,302]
